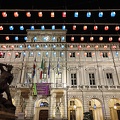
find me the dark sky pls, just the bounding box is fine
[0,0,120,43]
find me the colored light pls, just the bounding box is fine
[52,36,56,41]
[104,45,107,49]
[53,45,56,48]
[19,45,22,49]
[74,12,78,17]
[95,45,98,49]
[111,11,116,17]
[83,25,87,30]
[44,45,48,48]
[61,45,64,49]
[26,12,31,17]
[115,26,119,31]
[28,45,31,49]
[90,37,94,41]
[109,37,113,41]
[61,52,64,56]
[118,37,120,42]
[11,45,14,49]
[8,52,11,56]
[87,12,91,17]
[53,52,56,56]
[70,45,73,49]
[80,37,84,41]
[73,25,76,30]
[87,45,90,49]
[41,25,45,30]
[14,12,19,17]
[51,12,55,17]
[61,36,65,41]
[116,52,118,56]
[2,12,7,17]
[94,26,98,30]
[5,36,9,40]
[99,37,103,41]
[0,26,3,30]
[36,45,39,48]
[20,26,24,30]
[38,52,41,55]
[112,45,116,49]
[46,52,48,56]
[30,26,34,30]
[78,45,81,49]
[52,25,55,30]
[71,37,74,41]
[62,12,66,17]
[38,12,43,17]
[15,36,19,41]
[98,12,103,17]
[9,26,14,30]
[33,37,37,41]
[2,45,6,49]
[24,37,28,41]
[62,25,66,30]
[104,26,109,31]
[77,52,80,56]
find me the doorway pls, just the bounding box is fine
[70,110,76,120]
[39,110,48,120]
[117,110,120,120]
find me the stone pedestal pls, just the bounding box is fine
[0,110,17,120]
[55,112,61,118]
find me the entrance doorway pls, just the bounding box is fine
[117,110,120,120]
[39,110,48,120]
[70,110,76,120]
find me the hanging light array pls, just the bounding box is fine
[1,11,117,18]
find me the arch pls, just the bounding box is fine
[34,98,48,120]
[89,98,104,120]
[108,98,120,120]
[68,97,83,120]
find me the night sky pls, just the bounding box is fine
[0,0,120,43]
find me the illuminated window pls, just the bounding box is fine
[70,52,75,57]
[15,52,21,58]
[0,52,5,58]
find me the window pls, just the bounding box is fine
[70,52,75,57]
[71,73,77,87]
[106,73,114,85]
[103,52,108,57]
[0,52,5,58]
[29,51,34,57]
[70,101,75,106]
[56,73,62,87]
[15,52,21,58]
[89,73,95,85]
[87,52,92,57]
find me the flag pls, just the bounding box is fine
[57,58,60,75]
[48,59,50,78]
[32,83,37,96]
[32,58,36,78]
[40,58,44,79]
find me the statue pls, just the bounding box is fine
[0,63,16,113]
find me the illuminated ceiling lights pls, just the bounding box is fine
[74,12,78,17]
[14,12,19,17]
[2,12,7,17]
[26,12,31,17]
[98,12,103,17]
[87,12,91,17]
[111,11,116,17]
[38,12,43,17]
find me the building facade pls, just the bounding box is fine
[1,29,120,120]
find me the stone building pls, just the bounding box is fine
[1,29,120,120]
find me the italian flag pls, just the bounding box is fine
[40,59,44,79]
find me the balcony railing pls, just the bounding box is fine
[10,83,120,91]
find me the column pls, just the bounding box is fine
[25,95,34,119]
[20,63,25,83]
[104,97,111,120]
[15,90,22,116]
[64,90,67,119]
[48,93,52,119]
